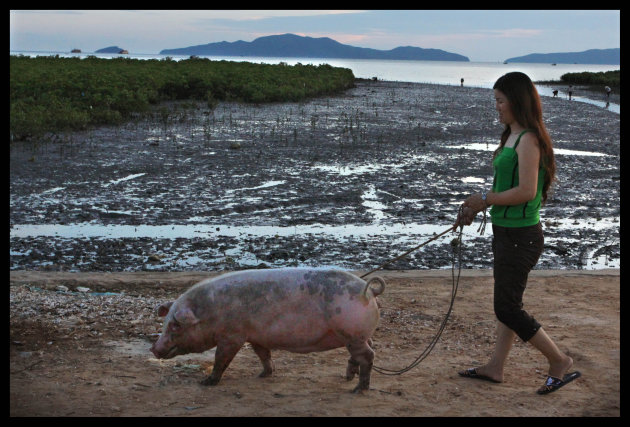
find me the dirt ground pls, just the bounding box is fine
[10,268,620,417]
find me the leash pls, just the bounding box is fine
[359,225,458,280]
[362,205,487,375]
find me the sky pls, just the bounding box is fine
[9,10,620,62]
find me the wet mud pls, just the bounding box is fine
[10,80,620,273]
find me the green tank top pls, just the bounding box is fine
[490,129,545,227]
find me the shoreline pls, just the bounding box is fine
[535,82,620,108]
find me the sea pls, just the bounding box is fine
[10,50,620,113]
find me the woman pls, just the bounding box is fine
[454,72,581,395]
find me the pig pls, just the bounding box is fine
[150,267,385,393]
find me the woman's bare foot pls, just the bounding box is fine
[458,365,503,383]
[472,364,503,383]
[548,355,573,379]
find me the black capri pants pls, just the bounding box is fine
[492,222,544,342]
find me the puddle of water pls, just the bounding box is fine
[461,177,485,183]
[546,216,619,231]
[441,120,469,132]
[361,186,389,222]
[585,252,618,269]
[10,221,619,271]
[9,221,456,240]
[449,143,612,157]
[103,173,146,188]
[224,180,286,196]
[94,208,136,215]
[536,86,620,114]
[10,215,618,241]
[312,164,382,176]
[313,154,437,178]
[40,187,65,195]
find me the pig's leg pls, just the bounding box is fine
[347,337,373,379]
[346,340,375,393]
[201,339,243,386]
[346,358,360,380]
[250,342,274,377]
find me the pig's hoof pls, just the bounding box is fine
[346,360,360,380]
[351,384,369,394]
[258,370,273,378]
[200,376,220,386]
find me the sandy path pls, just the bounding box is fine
[10,269,619,417]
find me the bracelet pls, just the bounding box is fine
[481,192,488,208]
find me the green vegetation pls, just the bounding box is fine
[537,70,620,90]
[10,55,355,140]
[560,70,619,87]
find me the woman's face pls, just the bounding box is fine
[494,89,514,126]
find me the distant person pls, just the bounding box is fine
[552,90,558,98]
[454,71,580,395]
[461,78,464,87]
[568,85,573,100]
[605,86,611,100]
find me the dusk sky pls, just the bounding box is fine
[10,10,620,62]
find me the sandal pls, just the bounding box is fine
[537,371,581,395]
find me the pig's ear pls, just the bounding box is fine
[156,301,174,317]
[174,307,199,326]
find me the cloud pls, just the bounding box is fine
[192,10,364,23]
[483,28,544,38]
[410,28,543,46]
[228,10,363,21]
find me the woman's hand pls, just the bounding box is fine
[462,193,488,214]
[454,206,476,229]
[453,193,488,229]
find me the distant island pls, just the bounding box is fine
[95,46,128,54]
[160,33,470,62]
[504,48,619,65]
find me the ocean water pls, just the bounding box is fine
[11,50,618,86]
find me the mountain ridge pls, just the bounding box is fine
[159,33,470,62]
[505,48,619,65]
[95,46,125,54]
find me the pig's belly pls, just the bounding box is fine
[246,303,375,352]
[251,329,346,353]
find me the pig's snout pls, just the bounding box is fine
[150,342,161,358]
[150,336,175,359]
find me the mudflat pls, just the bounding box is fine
[10,80,619,272]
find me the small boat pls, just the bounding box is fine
[551,63,557,66]
[119,49,129,54]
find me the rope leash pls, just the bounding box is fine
[362,205,487,375]
[359,225,458,280]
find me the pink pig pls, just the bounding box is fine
[151,268,385,393]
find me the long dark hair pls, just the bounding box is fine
[493,72,556,204]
